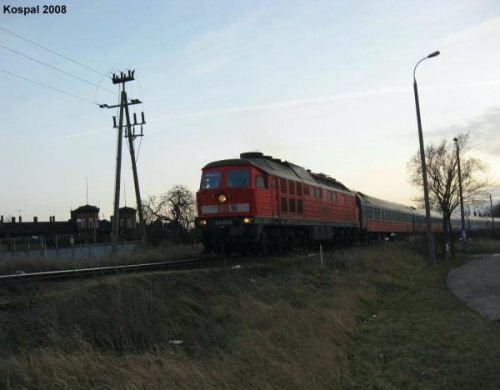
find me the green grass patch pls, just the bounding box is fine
[463,237,500,254]
[343,251,500,390]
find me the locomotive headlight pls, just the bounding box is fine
[242,217,252,224]
[197,219,207,226]
[218,194,227,203]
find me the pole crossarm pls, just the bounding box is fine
[99,100,142,109]
[112,70,135,84]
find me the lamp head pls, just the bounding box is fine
[427,51,440,58]
[453,137,458,142]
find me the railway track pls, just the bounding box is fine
[0,256,224,284]
[0,244,346,284]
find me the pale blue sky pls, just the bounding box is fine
[1,0,499,221]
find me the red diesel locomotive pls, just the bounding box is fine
[195,152,360,253]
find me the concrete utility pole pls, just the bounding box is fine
[454,137,466,251]
[100,70,147,252]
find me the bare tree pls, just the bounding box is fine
[407,133,488,253]
[143,184,196,230]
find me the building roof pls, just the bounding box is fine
[73,204,99,213]
[119,207,136,213]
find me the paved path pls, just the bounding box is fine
[447,253,500,321]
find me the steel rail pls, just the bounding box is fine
[0,256,220,283]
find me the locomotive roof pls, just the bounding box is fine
[204,152,351,192]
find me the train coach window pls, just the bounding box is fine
[315,188,323,199]
[289,180,295,195]
[298,200,303,213]
[310,186,315,197]
[271,178,277,189]
[289,198,296,212]
[304,185,309,196]
[280,178,288,193]
[201,171,221,189]
[342,194,346,204]
[227,169,249,187]
[255,175,267,189]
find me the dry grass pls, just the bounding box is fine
[0,242,499,389]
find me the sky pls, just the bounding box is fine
[1,0,499,221]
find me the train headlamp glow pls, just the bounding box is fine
[198,219,207,226]
[218,194,227,203]
[242,217,252,224]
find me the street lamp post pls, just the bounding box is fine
[489,193,495,230]
[453,137,466,250]
[413,51,440,266]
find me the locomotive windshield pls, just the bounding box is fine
[201,171,221,189]
[227,169,249,187]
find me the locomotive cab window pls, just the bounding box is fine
[201,171,221,189]
[227,169,249,187]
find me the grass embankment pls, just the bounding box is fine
[0,243,499,389]
[343,243,500,389]
[463,237,500,254]
[0,244,201,275]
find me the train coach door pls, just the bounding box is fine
[270,177,280,217]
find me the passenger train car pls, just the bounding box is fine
[195,153,491,253]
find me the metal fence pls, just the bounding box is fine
[0,234,137,260]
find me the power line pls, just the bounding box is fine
[0,26,107,77]
[0,43,118,96]
[0,68,98,105]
